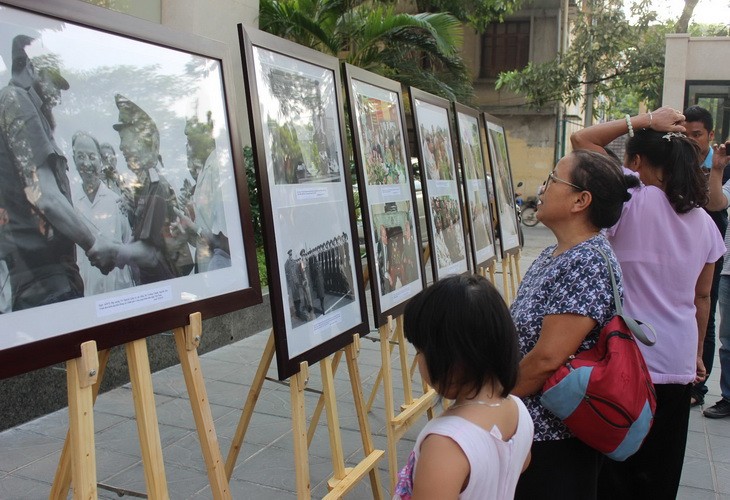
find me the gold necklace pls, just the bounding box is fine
[448,399,505,410]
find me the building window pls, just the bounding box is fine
[480,21,530,79]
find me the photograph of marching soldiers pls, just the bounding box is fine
[486,123,520,248]
[0,26,238,313]
[429,195,466,269]
[277,203,355,328]
[282,233,355,329]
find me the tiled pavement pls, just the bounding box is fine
[1,225,730,499]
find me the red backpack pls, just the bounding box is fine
[540,248,656,462]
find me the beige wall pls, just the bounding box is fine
[501,115,556,199]
[662,34,730,108]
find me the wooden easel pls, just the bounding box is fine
[50,313,231,499]
[478,260,497,285]
[373,315,437,490]
[225,330,384,499]
[501,250,522,304]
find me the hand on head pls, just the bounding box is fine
[650,106,686,133]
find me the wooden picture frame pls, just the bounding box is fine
[239,27,368,379]
[343,64,425,327]
[0,0,261,379]
[453,103,497,270]
[483,113,521,257]
[409,88,470,280]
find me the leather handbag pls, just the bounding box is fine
[540,247,657,461]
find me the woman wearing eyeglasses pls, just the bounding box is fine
[570,106,725,500]
[511,150,639,499]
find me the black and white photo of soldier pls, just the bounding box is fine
[87,94,193,283]
[171,112,231,273]
[282,233,355,328]
[0,35,115,311]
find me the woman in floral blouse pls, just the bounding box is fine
[511,150,639,499]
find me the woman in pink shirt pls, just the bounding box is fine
[571,107,726,499]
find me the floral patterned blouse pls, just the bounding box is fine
[510,234,620,441]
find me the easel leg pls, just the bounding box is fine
[307,350,342,446]
[225,330,275,479]
[502,256,511,305]
[125,338,168,499]
[173,313,231,500]
[365,337,396,413]
[291,362,311,500]
[320,357,346,483]
[66,341,99,500]
[344,336,384,499]
[514,250,522,285]
[379,318,398,491]
[509,252,518,301]
[51,349,110,499]
[395,316,413,406]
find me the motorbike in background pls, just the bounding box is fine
[521,196,540,227]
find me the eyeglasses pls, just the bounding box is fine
[543,171,584,192]
[73,152,99,163]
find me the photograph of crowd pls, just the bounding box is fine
[455,109,496,267]
[485,118,520,254]
[371,201,421,296]
[256,58,343,185]
[419,123,455,181]
[429,195,466,269]
[457,113,485,181]
[0,10,247,318]
[351,81,408,186]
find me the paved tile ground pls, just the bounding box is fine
[1,225,729,499]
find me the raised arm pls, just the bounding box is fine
[706,143,730,211]
[570,107,686,154]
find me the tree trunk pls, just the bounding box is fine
[675,0,699,33]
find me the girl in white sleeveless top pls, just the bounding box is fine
[393,274,534,499]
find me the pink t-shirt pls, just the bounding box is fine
[606,173,725,384]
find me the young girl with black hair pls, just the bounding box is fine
[393,274,533,500]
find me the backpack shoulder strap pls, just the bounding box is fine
[594,245,656,347]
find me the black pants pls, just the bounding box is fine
[598,383,691,500]
[515,438,603,500]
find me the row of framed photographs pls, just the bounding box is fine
[241,29,522,378]
[0,0,521,382]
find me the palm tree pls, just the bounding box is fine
[259,0,472,102]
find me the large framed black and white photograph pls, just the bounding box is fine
[0,0,260,378]
[240,27,367,379]
[454,103,497,270]
[483,113,520,257]
[343,64,424,327]
[410,88,469,280]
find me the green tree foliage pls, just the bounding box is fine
[414,0,522,32]
[259,0,472,101]
[496,0,669,116]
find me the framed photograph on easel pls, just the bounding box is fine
[343,64,425,327]
[239,27,368,379]
[0,0,261,379]
[409,88,469,280]
[453,103,497,270]
[483,113,521,257]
